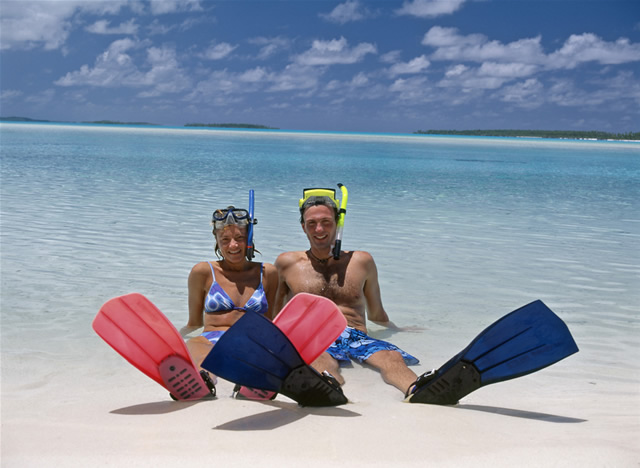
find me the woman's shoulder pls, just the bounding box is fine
[261,261,277,274]
[190,260,215,276]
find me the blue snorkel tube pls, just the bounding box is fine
[332,183,348,260]
[246,189,257,260]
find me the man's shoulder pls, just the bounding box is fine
[275,250,306,268]
[349,250,375,263]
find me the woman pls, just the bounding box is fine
[183,206,278,368]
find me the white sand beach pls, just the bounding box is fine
[3,343,637,467]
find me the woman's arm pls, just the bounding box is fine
[180,262,208,336]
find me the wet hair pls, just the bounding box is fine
[299,198,340,224]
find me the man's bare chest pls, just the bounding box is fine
[290,264,361,304]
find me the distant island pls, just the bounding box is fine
[1,117,276,130]
[415,129,639,141]
[184,123,277,129]
[1,116,52,122]
[0,116,158,126]
[83,120,159,126]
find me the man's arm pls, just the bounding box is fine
[262,262,280,320]
[362,252,421,331]
[361,252,397,328]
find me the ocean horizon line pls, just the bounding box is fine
[2,120,639,146]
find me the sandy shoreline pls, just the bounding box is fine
[3,320,639,468]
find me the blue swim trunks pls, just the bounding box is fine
[201,330,225,345]
[326,327,419,366]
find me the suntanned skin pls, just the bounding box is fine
[274,204,418,394]
[182,224,278,369]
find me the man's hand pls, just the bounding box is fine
[370,320,425,332]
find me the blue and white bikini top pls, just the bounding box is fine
[204,261,268,315]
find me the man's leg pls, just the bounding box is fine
[311,352,344,385]
[365,350,417,393]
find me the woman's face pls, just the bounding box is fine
[216,225,248,262]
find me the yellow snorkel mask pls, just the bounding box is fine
[299,184,348,259]
[299,188,339,212]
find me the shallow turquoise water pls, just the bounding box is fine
[1,123,638,384]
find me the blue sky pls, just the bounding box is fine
[1,0,639,132]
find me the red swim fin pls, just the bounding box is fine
[93,293,214,401]
[274,293,347,364]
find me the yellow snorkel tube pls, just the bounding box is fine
[333,183,348,259]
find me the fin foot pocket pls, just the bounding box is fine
[160,356,216,401]
[281,366,347,407]
[233,384,277,401]
[200,370,217,397]
[409,361,481,405]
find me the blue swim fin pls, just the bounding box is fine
[201,311,347,407]
[409,300,579,405]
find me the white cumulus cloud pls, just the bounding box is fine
[0,89,24,100]
[55,39,192,97]
[148,0,202,15]
[268,64,324,92]
[499,78,545,108]
[423,27,640,71]
[0,0,203,50]
[295,37,377,66]
[389,55,430,76]
[249,37,291,60]
[478,62,539,78]
[396,0,466,18]
[321,1,370,24]
[0,0,131,50]
[547,33,640,69]
[423,27,545,64]
[202,42,237,60]
[55,38,142,87]
[85,19,139,35]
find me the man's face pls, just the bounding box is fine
[301,204,337,251]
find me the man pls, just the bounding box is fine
[274,187,420,396]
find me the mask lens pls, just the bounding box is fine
[212,209,249,222]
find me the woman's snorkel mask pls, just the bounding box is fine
[299,184,348,259]
[212,207,250,231]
